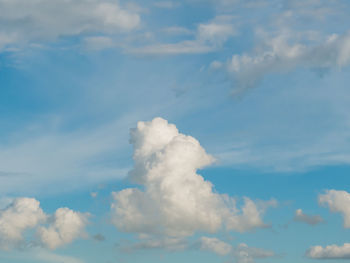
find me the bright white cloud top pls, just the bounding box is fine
[0,198,88,250]
[37,208,89,250]
[111,117,276,240]
[319,189,350,228]
[0,198,46,249]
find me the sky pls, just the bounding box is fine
[1,0,350,262]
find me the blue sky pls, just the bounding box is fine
[1,0,350,262]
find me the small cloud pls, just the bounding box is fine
[210,60,223,70]
[90,192,98,198]
[293,209,324,225]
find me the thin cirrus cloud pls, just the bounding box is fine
[111,117,276,246]
[0,197,88,250]
[0,0,140,51]
[128,16,236,55]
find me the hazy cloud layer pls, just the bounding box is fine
[0,0,140,51]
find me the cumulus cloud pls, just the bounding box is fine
[37,208,89,250]
[319,189,350,228]
[294,209,324,225]
[306,243,350,259]
[224,32,350,93]
[199,237,275,263]
[111,118,275,242]
[0,198,88,250]
[0,0,140,51]
[0,198,46,249]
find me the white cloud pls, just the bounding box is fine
[199,237,275,263]
[294,209,323,225]
[0,0,140,51]
[319,189,350,228]
[233,243,275,263]
[306,243,350,259]
[38,208,89,250]
[199,237,232,255]
[111,117,275,240]
[0,198,88,250]
[130,16,236,55]
[224,32,350,94]
[0,198,46,249]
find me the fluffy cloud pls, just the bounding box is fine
[199,237,275,263]
[0,198,88,250]
[319,189,350,228]
[0,198,46,249]
[306,243,350,259]
[111,117,275,240]
[294,209,323,225]
[37,208,89,250]
[224,32,350,93]
[0,0,140,51]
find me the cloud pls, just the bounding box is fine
[120,237,188,252]
[37,208,89,250]
[293,209,324,225]
[306,243,350,259]
[199,237,232,256]
[0,0,140,51]
[233,243,275,263]
[0,116,132,195]
[0,198,88,250]
[33,249,85,263]
[0,198,46,249]
[129,16,236,55]
[319,189,350,228]
[111,118,275,241]
[223,32,350,94]
[199,237,275,263]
